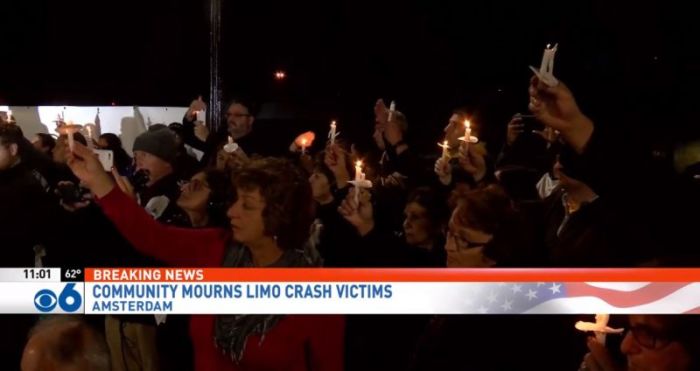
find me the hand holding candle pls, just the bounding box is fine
[224,136,239,153]
[575,314,624,346]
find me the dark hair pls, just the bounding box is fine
[98,133,123,149]
[0,123,24,147]
[452,107,470,118]
[644,315,700,360]
[407,187,450,230]
[35,133,57,153]
[99,133,133,174]
[233,157,314,251]
[62,132,87,146]
[202,169,234,228]
[452,184,515,235]
[227,97,259,117]
[313,152,337,188]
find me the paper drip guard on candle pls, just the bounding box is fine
[574,314,624,346]
[224,136,239,153]
[529,43,559,87]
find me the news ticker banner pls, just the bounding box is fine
[3,268,700,315]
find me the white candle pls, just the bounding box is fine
[67,128,76,151]
[461,120,472,150]
[354,160,363,204]
[86,126,94,149]
[438,140,449,159]
[388,101,396,123]
[539,44,551,76]
[6,110,12,123]
[329,120,337,145]
[300,138,308,154]
[574,314,624,346]
[196,110,206,124]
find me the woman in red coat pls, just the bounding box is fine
[67,142,344,371]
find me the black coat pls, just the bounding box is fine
[0,163,74,266]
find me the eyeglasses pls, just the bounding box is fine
[225,112,252,119]
[178,179,210,191]
[627,325,674,350]
[447,231,488,251]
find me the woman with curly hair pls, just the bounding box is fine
[66,142,344,371]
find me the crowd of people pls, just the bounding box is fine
[1,74,699,370]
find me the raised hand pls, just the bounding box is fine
[457,143,487,182]
[528,76,593,153]
[338,188,374,236]
[434,157,452,185]
[186,96,208,121]
[66,142,115,198]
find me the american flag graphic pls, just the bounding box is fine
[459,282,700,314]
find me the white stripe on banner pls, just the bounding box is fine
[525,283,700,314]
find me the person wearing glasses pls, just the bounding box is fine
[182,96,271,164]
[580,315,700,371]
[174,169,233,228]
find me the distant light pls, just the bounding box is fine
[653,56,659,61]
[274,70,286,80]
[497,88,503,93]
[111,101,116,106]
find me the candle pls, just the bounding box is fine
[86,126,94,149]
[388,101,396,123]
[354,160,363,204]
[300,138,308,154]
[6,110,12,123]
[438,140,450,159]
[329,120,338,145]
[458,119,479,150]
[574,314,624,346]
[196,110,206,124]
[224,135,238,153]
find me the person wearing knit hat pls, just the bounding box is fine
[132,126,178,188]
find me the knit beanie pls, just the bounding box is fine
[133,126,177,165]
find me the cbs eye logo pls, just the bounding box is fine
[34,283,82,313]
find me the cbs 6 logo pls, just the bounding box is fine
[34,283,82,313]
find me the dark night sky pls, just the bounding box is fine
[4,0,699,150]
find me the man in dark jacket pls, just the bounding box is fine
[181,96,279,161]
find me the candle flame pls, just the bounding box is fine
[331,120,336,126]
[464,120,471,129]
[355,160,362,167]
[301,138,307,145]
[546,43,551,49]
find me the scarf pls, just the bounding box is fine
[214,242,322,363]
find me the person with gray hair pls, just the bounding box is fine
[21,316,110,371]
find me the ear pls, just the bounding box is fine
[8,143,19,157]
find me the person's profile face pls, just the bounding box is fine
[444,207,494,268]
[227,187,267,245]
[622,315,692,371]
[177,172,212,213]
[403,202,433,248]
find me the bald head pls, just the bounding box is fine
[22,317,110,371]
